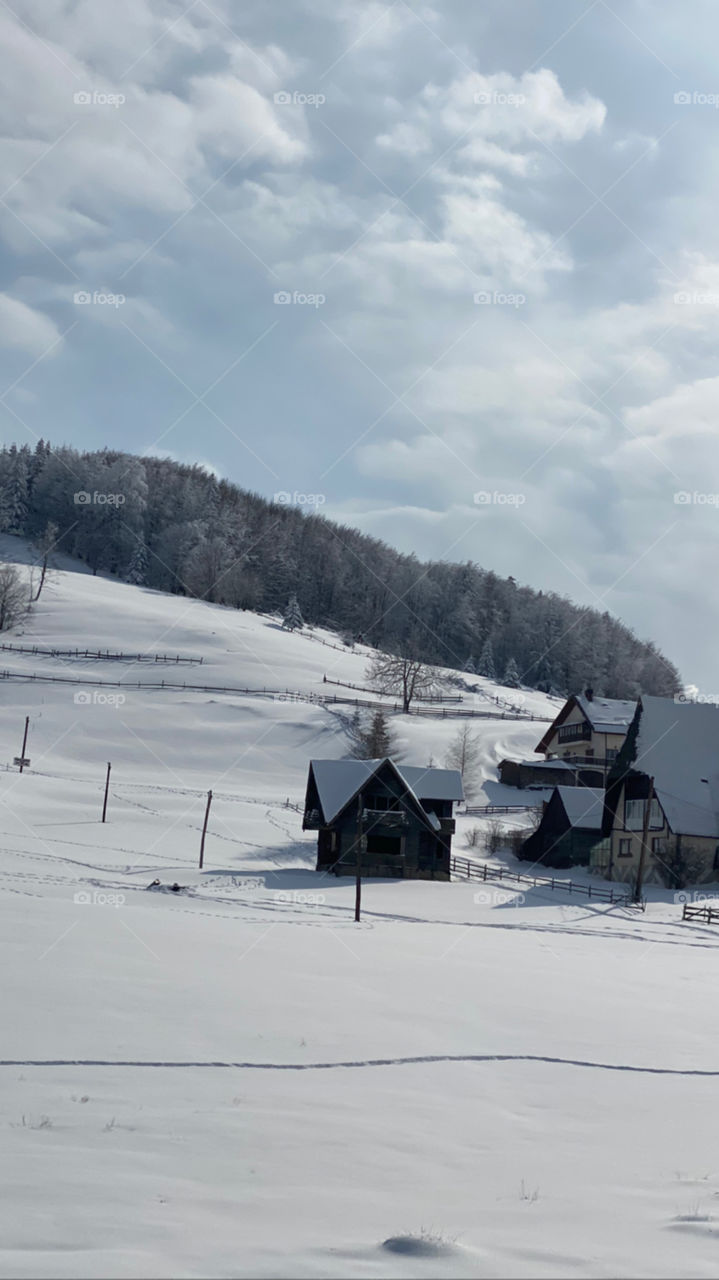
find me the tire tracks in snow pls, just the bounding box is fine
[0,1054,718,1075]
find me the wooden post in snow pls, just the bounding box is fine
[199,790,213,869]
[354,790,364,923]
[18,716,29,773]
[102,762,111,823]
[634,776,655,903]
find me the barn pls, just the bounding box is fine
[303,757,464,880]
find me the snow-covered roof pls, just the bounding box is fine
[630,696,719,838]
[575,694,636,734]
[555,786,605,830]
[513,757,577,770]
[309,759,464,823]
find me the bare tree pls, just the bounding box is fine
[31,520,59,601]
[366,652,437,713]
[444,724,482,795]
[0,563,29,631]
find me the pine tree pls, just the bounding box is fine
[478,637,496,679]
[503,656,521,688]
[127,540,149,585]
[282,593,304,631]
[346,707,398,759]
[464,656,476,674]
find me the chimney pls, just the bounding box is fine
[585,687,594,701]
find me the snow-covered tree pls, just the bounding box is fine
[477,638,496,680]
[127,539,149,586]
[282,593,304,631]
[503,656,521,688]
[347,707,398,759]
[366,651,437,713]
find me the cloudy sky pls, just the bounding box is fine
[2,0,719,685]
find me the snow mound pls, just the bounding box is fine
[382,1233,457,1258]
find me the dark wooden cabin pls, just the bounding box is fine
[303,758,464,880]
[518,785,605,868]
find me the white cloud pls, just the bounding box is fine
[0,294,62,356]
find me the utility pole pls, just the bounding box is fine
[18,716,29,773]
[199,789,213,869]
[102,762,111,823]
[634,776,655,903]
[354,790,364,922]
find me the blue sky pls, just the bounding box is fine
[2,0,719,686]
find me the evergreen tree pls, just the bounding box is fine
[347,707,398,759]
[503,656,521,688]
[282,593,304,631]
[478,637,496,680]
[127,539,149,585]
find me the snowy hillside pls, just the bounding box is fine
[1,542,718,1279]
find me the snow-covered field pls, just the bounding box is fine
[1,541,718,1279]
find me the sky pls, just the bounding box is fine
[1,0,718,687]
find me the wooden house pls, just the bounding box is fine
[535,689,636,779]
[519,786,605,868]
[593,696,719,887]
[498,690,635,791]
[303,758,464,880]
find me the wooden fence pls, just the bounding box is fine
[0,644,202,664]
[682,901,719,925]
[0,669,549,720]
[464,803,542,816]
[449,854,631,904]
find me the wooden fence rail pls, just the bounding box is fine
[464,804,542,816]
[0,669,547,719]
[0,644,202,664]
[682,902,719,925]
[449,855,631,904]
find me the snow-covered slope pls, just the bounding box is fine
[1,542,717,1280]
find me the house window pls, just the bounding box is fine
[607,748,618,762]
[651,837,666,855]
[624,798,663,830]
[367,794,400,812]
[618,838,632,857]
[585,748,594,758]
[366,834,401,856]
